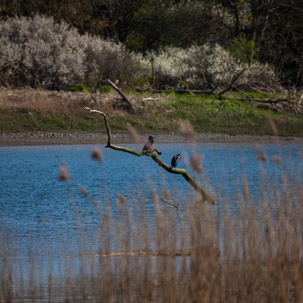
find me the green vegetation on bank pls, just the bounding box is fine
[1,90,303,137]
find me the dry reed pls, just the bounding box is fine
[190,153,203,174]
[58,161,70,182]
[91,148,103,163]
[179,120,196,140]
[126,123,141,145]
[1,156,303,303]
[0,88,135,117]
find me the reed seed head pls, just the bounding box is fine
[190,153,203,174]
[117,194,128,211]
[58,162,70,181]
[257,146,268,162]
[272,155,282,164]
[127,123,140,144]
[79,185,89,196]
[266,116,278,136]
[162,188,171,200]
[117,194,128,205]
[91,148,103,163]
[179,120,195,139]
[152,189,159,203]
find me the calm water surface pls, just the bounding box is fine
[1,142,303,259]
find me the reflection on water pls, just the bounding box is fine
[0,142,302,256]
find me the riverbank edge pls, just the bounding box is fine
[1,131,303,147]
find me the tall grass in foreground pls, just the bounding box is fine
[1,165,303,302]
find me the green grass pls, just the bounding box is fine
[1,90,303,136]
[139,93,303,136]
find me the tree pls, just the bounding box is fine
[257,0,303,86]
[215,0,303,86]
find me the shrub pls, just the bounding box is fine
[0,15,86,89]
[137,44,281,91]
[0,15,281,91]
[135,48,191,89]
[83,36,140,87]
[0,15,140,89]
[70,83,91,92]
[100,85,111,93]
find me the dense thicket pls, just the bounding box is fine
[1,0,302,88]
[0,15,138,89]
[0,15,280,90]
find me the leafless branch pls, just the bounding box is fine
[85,107,215,204]
[160,198,180,210]
[91,79,134,112]
[218,68,246,96]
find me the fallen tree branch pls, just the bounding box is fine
[233,95,303,113]
[104,79,132,106]
[136,88,215,95]
[85,107,215,204]
[218,68,246,96]
[246,98,290,104]
[91,79,134,112]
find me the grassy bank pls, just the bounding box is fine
[1,88,303,137]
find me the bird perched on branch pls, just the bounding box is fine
[143,136,155,152]
[171,154,181,169]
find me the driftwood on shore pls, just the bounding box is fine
[235,96,303,114]
[136,88,214,95]
[136,83,303,114]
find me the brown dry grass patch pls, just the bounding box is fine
[0,88,146,117]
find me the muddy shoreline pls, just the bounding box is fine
[1,131,303,147]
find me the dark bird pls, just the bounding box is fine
[171,154,181,168]
[143,136,155,152]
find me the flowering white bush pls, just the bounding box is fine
[84,36,139,85]
[0,15,138,89]
[0,15,86,88]
[135,47,195,89]
[137,44,280,91]
[0,15,280,91]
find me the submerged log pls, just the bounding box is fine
[61,246,221,258]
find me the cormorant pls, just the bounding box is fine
[171,154,181,168]
[143,136,155,152]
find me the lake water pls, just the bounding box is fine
[1,141,303,261]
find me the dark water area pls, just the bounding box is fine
[0,142,303,260]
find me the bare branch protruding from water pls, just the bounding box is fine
[85,107,215,204]
[160,198,180,210]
